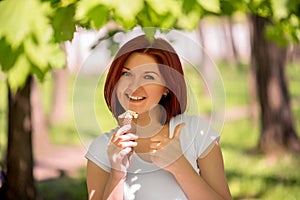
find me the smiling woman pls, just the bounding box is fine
[85,35,232,200]
[104,35,187,125]
[116,53,167,117]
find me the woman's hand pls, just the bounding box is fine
[150,123,186,172]
[107,124,138,177]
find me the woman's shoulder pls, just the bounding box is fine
[170,114,219,138]
[172,114,220,158]
[171,114,207,128]
[85,129,116,172]
[88,129,116,149]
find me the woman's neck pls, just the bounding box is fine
[135,105,167,138]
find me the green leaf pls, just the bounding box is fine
[75,0,103,23]
[147,4,162,26]
[52,4,76,42]
[270,0,288,20]
[197,0,220,13]
[160,14,177,29]
[31,63,49,81]
[0,38,22,72]
[48,44,66,69]
[7,54,31,91]
[114,15,137,30]
[0,0,38,48]
[248,0,272,18]
[23,36,65,72]
[58,0,77,7]
[86,4,110,29]
[24,38,49,71]
[146,0,181,16]
[287,0,300,15]
[220,0,236,15]
[136,2,177,29]
[182,0,198,14]
[111,0,143,23]
[118,0,144,18]
[177,4,202,30]
[136,6,153,27]
[264,21,297,47]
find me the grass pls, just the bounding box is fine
[218,63,250,108]
[222,118,300,200]
[0,62,300,199]
[37,169,87,200]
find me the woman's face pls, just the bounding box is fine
[116,52,167,115]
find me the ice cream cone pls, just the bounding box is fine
[118,110,138,133]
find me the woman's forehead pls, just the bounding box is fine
[123,53,160,72]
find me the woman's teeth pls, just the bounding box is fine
[128,94,144,100]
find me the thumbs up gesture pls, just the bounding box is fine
[150,123,186,172]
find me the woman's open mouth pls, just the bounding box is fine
[126,94,146,101]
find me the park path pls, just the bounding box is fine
[33,105,255,181]
[34,143,87,181]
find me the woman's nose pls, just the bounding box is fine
[127,76,143,90]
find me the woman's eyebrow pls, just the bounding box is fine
[122,66,160,76]
[145,71,160,76]
[122,67,130,70]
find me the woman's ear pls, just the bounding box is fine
[163,88,169,97]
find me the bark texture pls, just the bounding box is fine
[3,76,36,200]
[249,14,300,155]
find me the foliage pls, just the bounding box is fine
[0,0,224,91]
[0,0,66,91]
[1,0,299,91]
[232,0,300,46]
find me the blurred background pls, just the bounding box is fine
[0,0,300,199]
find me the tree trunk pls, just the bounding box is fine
[249,14,300,155]
[4,76,36,199]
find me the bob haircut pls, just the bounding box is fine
[104,35,187,124]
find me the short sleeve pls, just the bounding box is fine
[191,116,220,158]
[170,114,220,159]
[85,131,114,172]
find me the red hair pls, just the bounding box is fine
[104,35,187,124]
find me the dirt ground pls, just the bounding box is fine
[34,144,87,181]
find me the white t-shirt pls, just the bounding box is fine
[85,114,219,200]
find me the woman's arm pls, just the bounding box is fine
[86,125,137,199]
[151,123,231,199]
[197,142,232,199]
[169,142,232,200]
[86,160,126,200]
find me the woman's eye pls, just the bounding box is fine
[144,75,154,80]
[122,71,131,77]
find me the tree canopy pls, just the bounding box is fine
[1,0,299,91]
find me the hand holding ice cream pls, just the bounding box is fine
[107,110,139,174]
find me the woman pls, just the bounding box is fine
[86,35,232,200]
